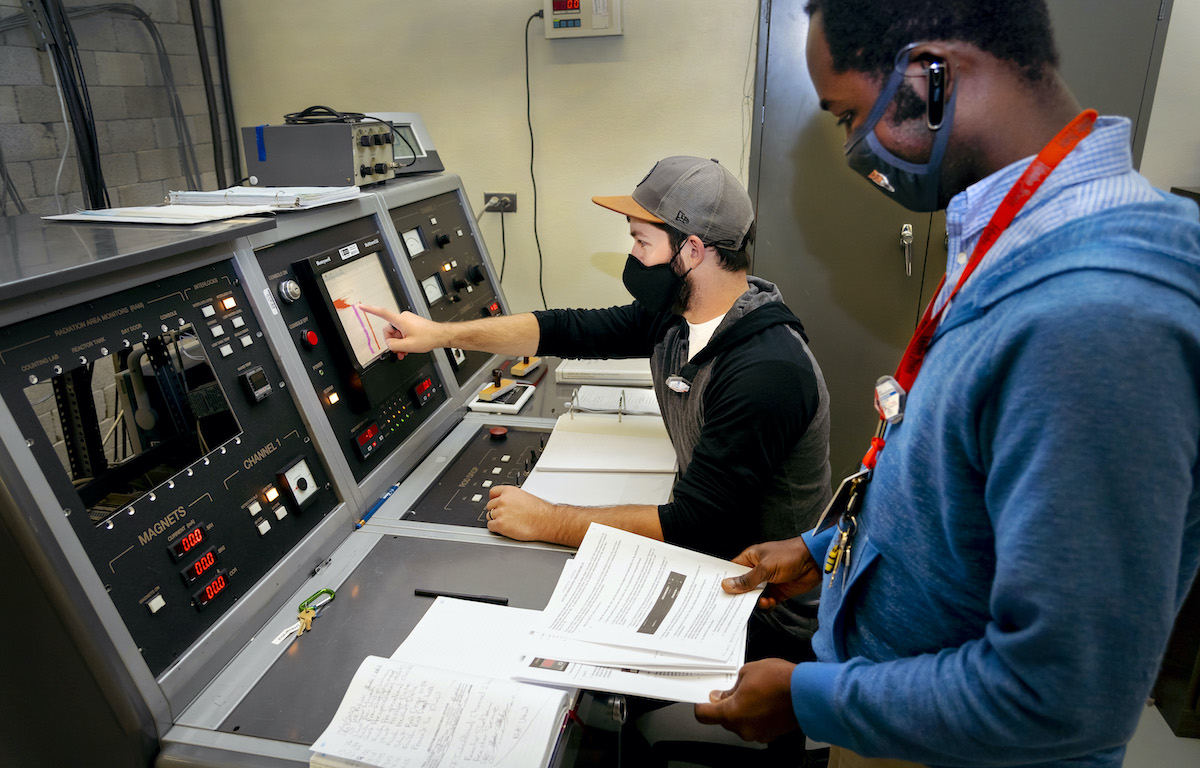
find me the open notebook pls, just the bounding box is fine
[309,655,570,768]
[533,412,677,474]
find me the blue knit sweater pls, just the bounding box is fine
[792,193,1200,767]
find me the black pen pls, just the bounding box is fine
[413,588,509,605]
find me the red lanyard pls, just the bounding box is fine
[863,109,1098,469]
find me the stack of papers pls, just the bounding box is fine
[567,384,660,416]
[44,186,363,226]
[43,204,274,225]
[514,524,758,701]
[168,185,363,209]
[555,357,653,386]
[309,525,761,767]
[415,525,759,704]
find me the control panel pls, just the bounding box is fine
[241,122,396,187]
[0,260,338,675]
[403,425,547,527]
[389,190,503,387]
[255,216,448,482]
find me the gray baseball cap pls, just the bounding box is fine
[592,156,754,250]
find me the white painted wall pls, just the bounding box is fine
[221,1,1197,314]
[221,0,758,313]
[1140,0,1200,191]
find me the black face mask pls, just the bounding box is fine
[622,250,691,314]
[844,47,957,212]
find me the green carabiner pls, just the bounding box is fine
[299,588,335,613]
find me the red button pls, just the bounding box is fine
[302,330,318,347]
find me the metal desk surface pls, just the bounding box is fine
[0,214,275,303]
[220,534,573,744]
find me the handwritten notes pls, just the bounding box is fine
[310,656,569,768]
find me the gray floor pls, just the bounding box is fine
[1125,704,1200,767]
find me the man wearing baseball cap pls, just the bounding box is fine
[362,156,831,658]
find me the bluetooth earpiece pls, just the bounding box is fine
[926,60,947,130]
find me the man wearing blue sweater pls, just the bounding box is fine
[695,2,1200,767]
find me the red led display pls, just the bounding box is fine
[356,423,380,447]
[194,571,228,609]
[553,0,580,10]
[415,378,432,396]
[168,526,205,561]
[180,548,217,585]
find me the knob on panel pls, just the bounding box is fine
[467,265,485,284]
[435,234,451,248]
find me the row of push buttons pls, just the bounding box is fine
[553,19,583,28]
[470,454,514,502]
[202,297,254,358]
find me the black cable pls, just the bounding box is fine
[499,210,507,282]
[360,115,418,168]
[0,141,30,215]
[526,10,548,309]
[284,105,364,123]
[211,0,240,183]
[81,4,203,190]
[915,216,934,326]
[189,0,227,188]
[91,5,202,189]
[3,3,204,197]
[40,0,108,208]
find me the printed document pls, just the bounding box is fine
[395,595,736,705]
[535,524,762,663]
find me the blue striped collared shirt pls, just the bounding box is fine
[935,115,1160,314]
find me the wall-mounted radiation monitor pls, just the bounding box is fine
[0,259,337,675]
[255,216,448,481]
[364,111,444,175]
[544,0,622,38]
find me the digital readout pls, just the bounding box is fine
[193,570,228,609]
[168,526,205,561]
[180,548,217,585]
[356,423,380,447]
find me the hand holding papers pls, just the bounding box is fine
[531,524,762,664]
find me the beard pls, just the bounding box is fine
[669,271,693,315]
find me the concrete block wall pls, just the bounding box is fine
[25,361,119,478]
[0,0,234,214]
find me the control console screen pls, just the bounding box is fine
[316,251,403,369]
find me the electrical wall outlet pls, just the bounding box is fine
[483,193,517,213]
